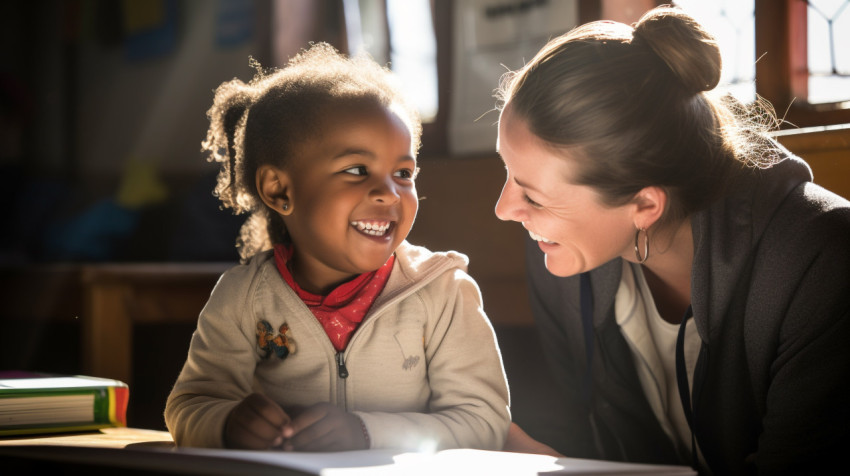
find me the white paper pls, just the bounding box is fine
[164,447,696,476]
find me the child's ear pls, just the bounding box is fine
[256,165,293,216]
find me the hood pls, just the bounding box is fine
[372,240,470,309]
[690,143,813,341]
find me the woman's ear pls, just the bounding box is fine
[632,186,666,230]
[256,165,293,216]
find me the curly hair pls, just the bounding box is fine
[201,43,422,262]
[496,6,781,232]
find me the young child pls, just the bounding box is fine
[164,43,510,452]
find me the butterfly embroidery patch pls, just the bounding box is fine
[257,320,296,359]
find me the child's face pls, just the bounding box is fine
[283,100,418,294]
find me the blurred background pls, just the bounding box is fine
[1,0,847,439]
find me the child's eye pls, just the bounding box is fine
[343,166,368,176]
[394,167,419,180]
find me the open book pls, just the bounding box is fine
[0,371,129,436]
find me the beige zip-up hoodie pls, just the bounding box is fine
[165,241,511,450]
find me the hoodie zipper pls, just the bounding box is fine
[336,351,348,410]
[328,263,436,410]
[333,305,385,410]
[282,250,448,412]
[336,352,349,378]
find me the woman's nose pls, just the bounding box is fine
[494,180,524,222]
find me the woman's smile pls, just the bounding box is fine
[525,226,556,244]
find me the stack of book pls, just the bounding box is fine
[0,371,129,436]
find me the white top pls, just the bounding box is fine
[614,261,703,465]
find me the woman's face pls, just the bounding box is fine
[494,106,637,277]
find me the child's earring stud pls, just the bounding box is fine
[282,202,289,211]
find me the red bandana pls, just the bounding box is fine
[273,244,394,352]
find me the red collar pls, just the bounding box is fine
[273,244,395,351]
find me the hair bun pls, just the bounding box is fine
[633,6,722,94]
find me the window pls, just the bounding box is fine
[673,0,757,103]
[343,0,439,122]
[755,0,849,127]
[672,0,850,128]
[596,0,843,128]
[386,0,439,122]
[805,0,850,105]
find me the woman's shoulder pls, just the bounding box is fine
[779,181,850,232]
[758,181,850,269]
[716,151,847,251]
[786,182,850,250]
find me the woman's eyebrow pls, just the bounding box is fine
[514,176,546,196]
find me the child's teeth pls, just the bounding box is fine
[351,221,391,236]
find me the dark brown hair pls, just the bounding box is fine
[202,43,422,262]
[496,6,780,231]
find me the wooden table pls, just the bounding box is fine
[0,426,174,448]
[0,427,309,475]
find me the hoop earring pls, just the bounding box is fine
[634,228,649,263]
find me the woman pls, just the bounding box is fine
[495,6,850,475]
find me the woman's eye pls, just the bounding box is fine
[524,194,542,208]
[343,166,368,176]
[394,167,419,180]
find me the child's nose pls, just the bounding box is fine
[370,176,400,203]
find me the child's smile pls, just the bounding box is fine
[351,219,394,238]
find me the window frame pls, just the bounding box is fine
[419,0,451,157]
[753,0,849,128]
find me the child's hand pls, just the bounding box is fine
[502,422,564,458]
[280,402,368,452]
[224,393,291,450]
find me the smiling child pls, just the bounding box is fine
[164,43,510,452]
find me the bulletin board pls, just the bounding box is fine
[448,0,578,156]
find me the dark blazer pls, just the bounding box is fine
[524,151,850,475]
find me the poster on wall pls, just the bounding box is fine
[448,0,578,156]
